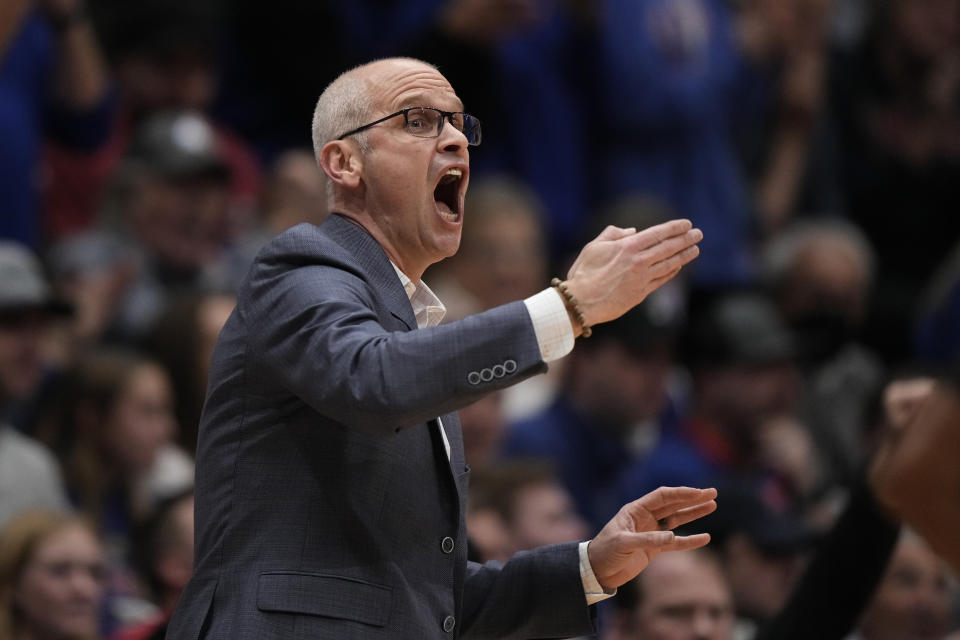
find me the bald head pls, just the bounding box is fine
[615,550,734,640]
[311,58,439,160]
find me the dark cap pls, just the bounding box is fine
[589,287,684,356]
[0,242,72,316]
[687,293,793,366]
[127,111,230,182]
[695,479,819,553]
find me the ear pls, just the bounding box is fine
[319,140,363,190]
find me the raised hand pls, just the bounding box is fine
[587,486,717,591]
[563,220,702,333]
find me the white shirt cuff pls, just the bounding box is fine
[524,288,575,363]
[579,541,616,605]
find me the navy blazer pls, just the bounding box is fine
[166,215,596,639]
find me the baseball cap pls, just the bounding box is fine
[695,479,820,554]
[589,290,683,356]
[0,242,72,316]
[127,111,230,182]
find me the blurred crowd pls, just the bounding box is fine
[1,0,959,638]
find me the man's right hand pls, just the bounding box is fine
[563,220,702,333]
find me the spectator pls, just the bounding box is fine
[849,529,957,640]
[763,219,884,484]
[0,0,114,247]
[43,0,261,242]
[604,549,735,640]
[257,149,328,236]
[504,302,681,527]
[44,231,137,354]
[594,0,756,288]
[830,0,960,360]
[145,292,235,454]
[466,461,589,564]
[220,149,329,294]
[618,293,809,501]
[0,510,105,640]
[870,376,960,574]
[736,0,841,237]
[51,348,192,530]
[0,242,69,529]
[47,348,191,632]
[112,491,194,640]
[0,240,73,431]
[98,110,236,340]
[695,482,819,636]
[605,477,903,640]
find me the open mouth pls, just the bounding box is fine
[434,167,464,222]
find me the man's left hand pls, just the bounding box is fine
[587,486,717,591]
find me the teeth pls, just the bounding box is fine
[440,168,462,185]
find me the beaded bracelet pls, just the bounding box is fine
[550,278,592,338]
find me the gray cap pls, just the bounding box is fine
[127,111,230,181]
[0,242,71,315]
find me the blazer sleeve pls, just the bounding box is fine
[459,542,596,640]
[244,247,547,433]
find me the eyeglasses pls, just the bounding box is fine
[336,107,482,146]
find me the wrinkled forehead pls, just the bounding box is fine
[365,60,463,113]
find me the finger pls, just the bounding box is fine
[656,500,717,530]
[617,530,676,548]
[637,227,702,266]
[593,225,637,243]
[635,487,718,515]
[663,533,712,552]
[645,264,683,293]
[631,219,693,251]
[647,243,701,279]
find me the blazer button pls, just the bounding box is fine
[443,615,456,633]
[441,536,455,554]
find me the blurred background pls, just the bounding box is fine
[1,0,959,638]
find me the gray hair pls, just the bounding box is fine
[311,68,374,160]
[761,217,877,288]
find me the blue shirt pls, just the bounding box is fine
[0,11,114,247]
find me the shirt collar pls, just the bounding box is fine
[390,262,446,328]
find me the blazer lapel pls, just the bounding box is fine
[321,214,417,330]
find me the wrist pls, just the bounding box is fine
[551,278,591,338]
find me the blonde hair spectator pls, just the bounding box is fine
[0,510,104,640]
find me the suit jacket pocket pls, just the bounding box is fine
[256,572,392,627]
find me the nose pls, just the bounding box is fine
[437,117,468,154]
[691,611,720,640]
[69,566,102,602]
